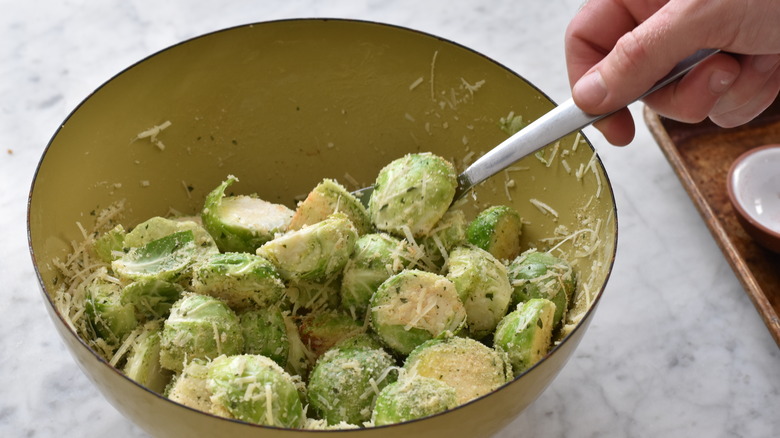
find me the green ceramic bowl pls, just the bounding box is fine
[28,19,617,438]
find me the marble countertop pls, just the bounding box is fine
[2,1,778,437]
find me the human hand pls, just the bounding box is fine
[565,0,780,145]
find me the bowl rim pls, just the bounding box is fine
[726,144,780,247]
[27,17,619,432]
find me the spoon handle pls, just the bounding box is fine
[455,48,720,199]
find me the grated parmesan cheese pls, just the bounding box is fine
[529,198,558,218]
[409,76,424,91]
[135,120,172,151]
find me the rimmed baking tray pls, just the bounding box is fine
[644,101,780,347]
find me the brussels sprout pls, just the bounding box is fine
[506,250,576,329]
[166,358,214,413]
[93,224,126,263]
[160,293,244,372]
[257,213,358,282]
[240,307,289,367]
[333,332,385,352]
[123,216,218,255]
[285,279,340,313]
[466,205,523,261]
[298,310,364,358]
[340,233,414,317]
[494,298,556,376]
[112,230,197,282]
[372,376,458,425]
[84,274,138,347]
[445,246,513,339]
[370,270,466,356]
[121,278,183,321]
[420,209,467,269]
[404,335,512,405]
[122,321,172,393]
[368,153,457,237]
[208,354,305,428]
[289,179,372,235]
[308,347,397,426]
[202,175,294,253]
[191,252,285,310]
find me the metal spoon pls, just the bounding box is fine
[353,48,719,205]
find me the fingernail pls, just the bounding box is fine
[573,70,607,107]
[709,69,736,94]
[753,54,780,73]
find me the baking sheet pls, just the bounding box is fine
[644,101,780,347]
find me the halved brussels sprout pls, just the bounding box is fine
[368,153,457,238]
[445,246,513,339]
[257,213,358,282]
[466,205,523,261]
[112,230,197,282]
[191,252,285,310]
[340,233,414,317]
[240,306,289,368]
[494,298,556,376]
[208,354,305,428]
[289,178,372,235]
[160,293,244,372]
[202,175,294,253]
[372,375,458,425]
[123,216,218,255]
[420,209,467,270]
[404,335,512,405]
[298,310,365,358]
[121,278,183,321]
[165,358,213,414]
[307,347,397,426]
[93,224,126,263]
[84,273,138,348]
[370,270,466,355]
[506,249,576,329]
[122,320,172,393]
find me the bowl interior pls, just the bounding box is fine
[29,19,617,437]
[729,144,780,234]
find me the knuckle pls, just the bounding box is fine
[611,32,650,75]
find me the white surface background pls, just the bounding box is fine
[2,1,778,437]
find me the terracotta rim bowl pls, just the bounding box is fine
[28,19,618,438]
[727,144,780,253]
